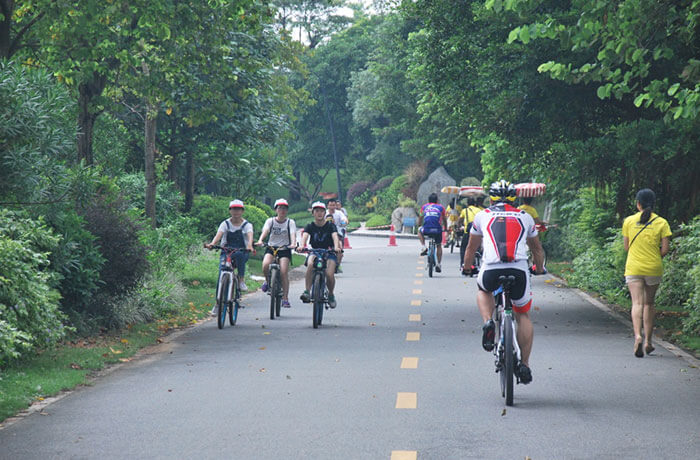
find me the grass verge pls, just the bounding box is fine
[0,248,304,424]
[546,261,699,358]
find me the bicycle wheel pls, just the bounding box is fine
[269,268,278,320]
[312,273,323,329]
[217,276,229,330]
[229,300,238,325]
[504,314,515,406]
[450,234,455,253]
[428,244,434,278]
[274,272,282,318]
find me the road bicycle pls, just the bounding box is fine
[445,226,459,253]
[491,268,546,405]
[426,237,438,277]
[299,248,336,329]
[261,243,289,320]
[208,246,248,329]
[492,275,520,406]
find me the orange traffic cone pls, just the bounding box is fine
[388,225,398,246]
[343,235,352,249]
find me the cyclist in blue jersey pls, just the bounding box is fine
[418,193,447,272]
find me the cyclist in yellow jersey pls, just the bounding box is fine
[622,189,671,358]
[518,197,543,225]
[445,198,461,248]
[459,197,484,268]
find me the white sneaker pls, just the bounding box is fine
[239,281,248,292]
[210,305,217,316]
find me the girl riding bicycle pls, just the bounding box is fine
[256,198,297,308]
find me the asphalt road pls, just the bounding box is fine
[1,235,698,459]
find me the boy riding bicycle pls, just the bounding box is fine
[299,202,342,308]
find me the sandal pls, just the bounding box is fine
[634,338,644,358]
[645,343,655,355]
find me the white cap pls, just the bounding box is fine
[311,201,326,210]
[229,199,244,209]
[274,198,289,208]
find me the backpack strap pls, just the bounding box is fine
[629,216,658,250]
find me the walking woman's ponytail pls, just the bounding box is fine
[636,188,656,224]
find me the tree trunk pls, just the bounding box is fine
[184,149,195,213]
[77,73,107,165]
[289,169,301,201]
[145,101,157,228]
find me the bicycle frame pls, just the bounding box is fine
[492,276,522,406]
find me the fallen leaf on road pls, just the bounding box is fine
[120,339,129,344]
[259,347,266,350]
[156,338,164,343]
[263,332,271,335]
[501,409,507,416]
[109,347,122,354]
[168,389,172,392]
[37,397,44,401]
[259,368,266,373]
[119,358,130,363]
[286,375,292,380]
[39,411,49,416]
[70,363,82,370]
[369,322,376,326]
[191,280,200,286]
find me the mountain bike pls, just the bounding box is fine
[208,246,248,329]
[300,248,336,329]
[261,243,288,320]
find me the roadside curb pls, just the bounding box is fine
[549,274,699,368]
[349,230,419,240]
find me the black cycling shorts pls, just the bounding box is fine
[264,247,292,260]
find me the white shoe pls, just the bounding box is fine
[210,305,217,316]
[239,281,248,292]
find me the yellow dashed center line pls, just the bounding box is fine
[412,289,422,294]
[406,332,420,341]
[415,273,423,278]
[395,392,417,409]
[410,299,421,306]
[413,280,423,285]
[401,357,419,369]
[391,451,417,460]
[409,314,421,322]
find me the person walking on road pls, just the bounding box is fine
[622,188,672,357]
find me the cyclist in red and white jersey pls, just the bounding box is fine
[462,180,545,384]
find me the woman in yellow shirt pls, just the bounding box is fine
[622,189,672,358]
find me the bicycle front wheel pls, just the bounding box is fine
[312,273,323,329]
[504,314,515,406]
[274,271,282,318]
[269,268,278,320]
[217,276,229,330]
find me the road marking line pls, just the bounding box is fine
[416,266,423,270]
[401,357,419,369]
[412,289,422,294]
[413,280,423,285]
[391,451,417,460]
[409,314,421,322]
[406,332,420,341]
[415,273,423,278]
[417,259,424,264]
[410,299,421,306]
[395,392,417,409]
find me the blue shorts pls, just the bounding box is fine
[420,226,443,243]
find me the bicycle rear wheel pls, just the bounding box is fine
[428,244,434,278]
[312,273,323,329]
[269,268,278,320]
[217,276,229,330]
[504,314,515,406]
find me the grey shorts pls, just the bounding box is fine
[625,275,662,286]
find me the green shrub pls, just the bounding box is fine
[0,210,68,365]
[566,229,628,305]
[140,216,201,275]
[80,193,148,296]
[189,195,271,240]
[288,201,310,214]
[248,199,274,217]
[365,214,390,228]
[657,217,700,334]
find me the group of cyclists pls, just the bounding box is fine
[205,180,545,384]
[417,180,546,384]
[205,198,348,312]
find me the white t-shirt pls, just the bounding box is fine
[470,203,537,266]
[326,210,347,230]
[217,219,253,247]
[262,217,297,247]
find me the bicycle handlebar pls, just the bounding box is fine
[206,245,251,253]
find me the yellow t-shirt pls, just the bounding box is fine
[622,212,672,276]
[459,205,483,227]
[519,204,539,220]
[446,205,460,227]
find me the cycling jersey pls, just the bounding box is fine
[262,217,296,247]
[420,202,445,230]
[460,205,483,228]
[470,203,537,265]
[519,204,539,220]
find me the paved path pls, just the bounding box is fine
[1,236,698,459]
